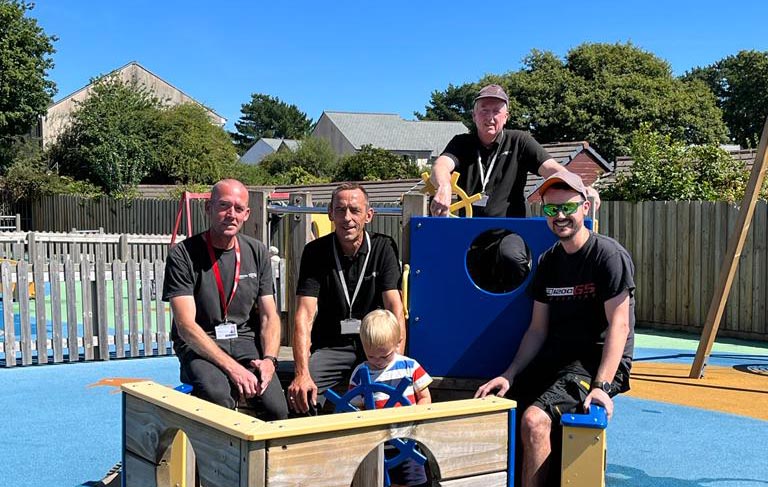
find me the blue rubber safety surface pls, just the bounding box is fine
[0,350,766,486]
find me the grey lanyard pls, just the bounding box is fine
[332,231,372,319]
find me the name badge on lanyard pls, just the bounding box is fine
[333,232,372,335]
[205,231,241,339]
[475,147,499,208]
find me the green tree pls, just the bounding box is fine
[415,83,478,127]
[685,50,768,148]
[48,75,161,196]
[231,93,312,154]
[333,145,421,182]
[420,43,728,162]
[0,0,56,164]
[152,103,238,185]
[598,124,749,202]
[259,137,336,182]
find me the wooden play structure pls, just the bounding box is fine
[122,380,516,486]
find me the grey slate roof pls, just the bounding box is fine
[320,111,468,157]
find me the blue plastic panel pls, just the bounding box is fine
[407,216,592,378]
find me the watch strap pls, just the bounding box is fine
[263,355,278,368]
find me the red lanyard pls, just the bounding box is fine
[204,231,241,321]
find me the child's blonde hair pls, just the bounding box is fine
[360,309,400,349]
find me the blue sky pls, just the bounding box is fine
[34,1,768,131]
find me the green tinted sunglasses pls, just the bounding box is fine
[542,201,583,217]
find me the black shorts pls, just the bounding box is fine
[510,346,630,421]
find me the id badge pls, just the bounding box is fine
[340,318,362,335]
[215,322,238,340]
[474,194,489,207]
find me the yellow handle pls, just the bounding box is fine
[402,263,410,320]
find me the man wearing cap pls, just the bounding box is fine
[430,84,598,292]
[475,172,634,487]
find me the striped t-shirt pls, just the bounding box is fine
[349,354,433,409]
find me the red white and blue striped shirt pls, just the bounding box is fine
[349,354,433,409]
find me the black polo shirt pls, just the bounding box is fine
[296,232,401,350]
[441,129,551,217]
[163,233,273,342]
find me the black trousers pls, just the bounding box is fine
[309,341,367,408]
[176,337,289,420]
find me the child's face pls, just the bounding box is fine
[364,343,397,370]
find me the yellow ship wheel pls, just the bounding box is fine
[420,171,482,217]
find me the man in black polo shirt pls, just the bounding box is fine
[163,179,288,420]
[287,183,405,413]
[430,84,598,293]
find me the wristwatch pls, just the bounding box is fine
[263,355,278,368]
[591,380,612,393]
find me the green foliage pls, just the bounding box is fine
[0,138,101,200]
[48,75,162,195]
[259,137,336,181]
[333,145,421,182]
[231,93,312,154]
[153,103,238,185]
[598,124,749,202]
[0,0,56,164]
[420,42,728,162]
[684,50,768,148]
[415,83,478,126]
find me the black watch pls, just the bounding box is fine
[591,380,612,393]
[263,355,278,368]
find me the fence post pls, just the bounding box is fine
[27,231,37,263]
[14,214,20,231]
[286,192,312,348]
[249,190,269,244]
[119,234,129,261]
[401,193,427,265]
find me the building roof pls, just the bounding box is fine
[318,111,468,157]
[48,61,226,123]
[525,142,613,195]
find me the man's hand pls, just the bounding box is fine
[430,184,453,217]
[474,376,511,398]
[287,374,318,413]
[226,362,260,400]
[583,389,614,419]
[249,358,275,395]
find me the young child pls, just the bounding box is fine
[348,309,432,487]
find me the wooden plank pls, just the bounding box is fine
[400,193,427,264]
[154,260,168,355]
[141,260,153,356]
[750,200,768,336]
[652,202,664,323]
[124,394,247,487]
[267,412,509,486]
[640,201,653,322]
[725,204,738,331]
[286,192,312,348]
[64,257,79,362]
[664,201,676,325]
[50,258,64,363]
[95,253,109,360]
[33,256,48,364]
[124,450,158,487]
[691,202,703,326]
[678,201,690,326]
[241,439,266,487]
[17,260,32,365]
[351,444,384,487]
[126,259,140,357]
[440,471,507,487]
[739,209,754,334]
[113,260,125,359]
[80,258,94,360]
[692,116,768,377]
[2,261,16,367]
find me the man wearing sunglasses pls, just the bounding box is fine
[429,84,599,293]
[475,171,634,487]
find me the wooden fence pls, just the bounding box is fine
[0,231,182,263]
[0,256,171,367]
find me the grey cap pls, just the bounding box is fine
[475,84,509,104]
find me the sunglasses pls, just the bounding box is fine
[542,201,584,217]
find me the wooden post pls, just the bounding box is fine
[690,117,768,378]
[249,190,269,244]
[286,192,312,348]
[119,234,130,261]
[27,231,37,263]
[400,193,427,265]
[14,214,20,231]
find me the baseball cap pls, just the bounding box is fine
[539,171,589,200]
[475,84,509,104]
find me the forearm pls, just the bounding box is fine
[292,306,314,377]
[597,292,631,383]
[502,327,546,381]
[260,312,281,358]
[430,156,454,188]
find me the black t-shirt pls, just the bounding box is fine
[297,232,401,350]
[162,233,273,341]
[531,232,636,361]
[441,129,551,217]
